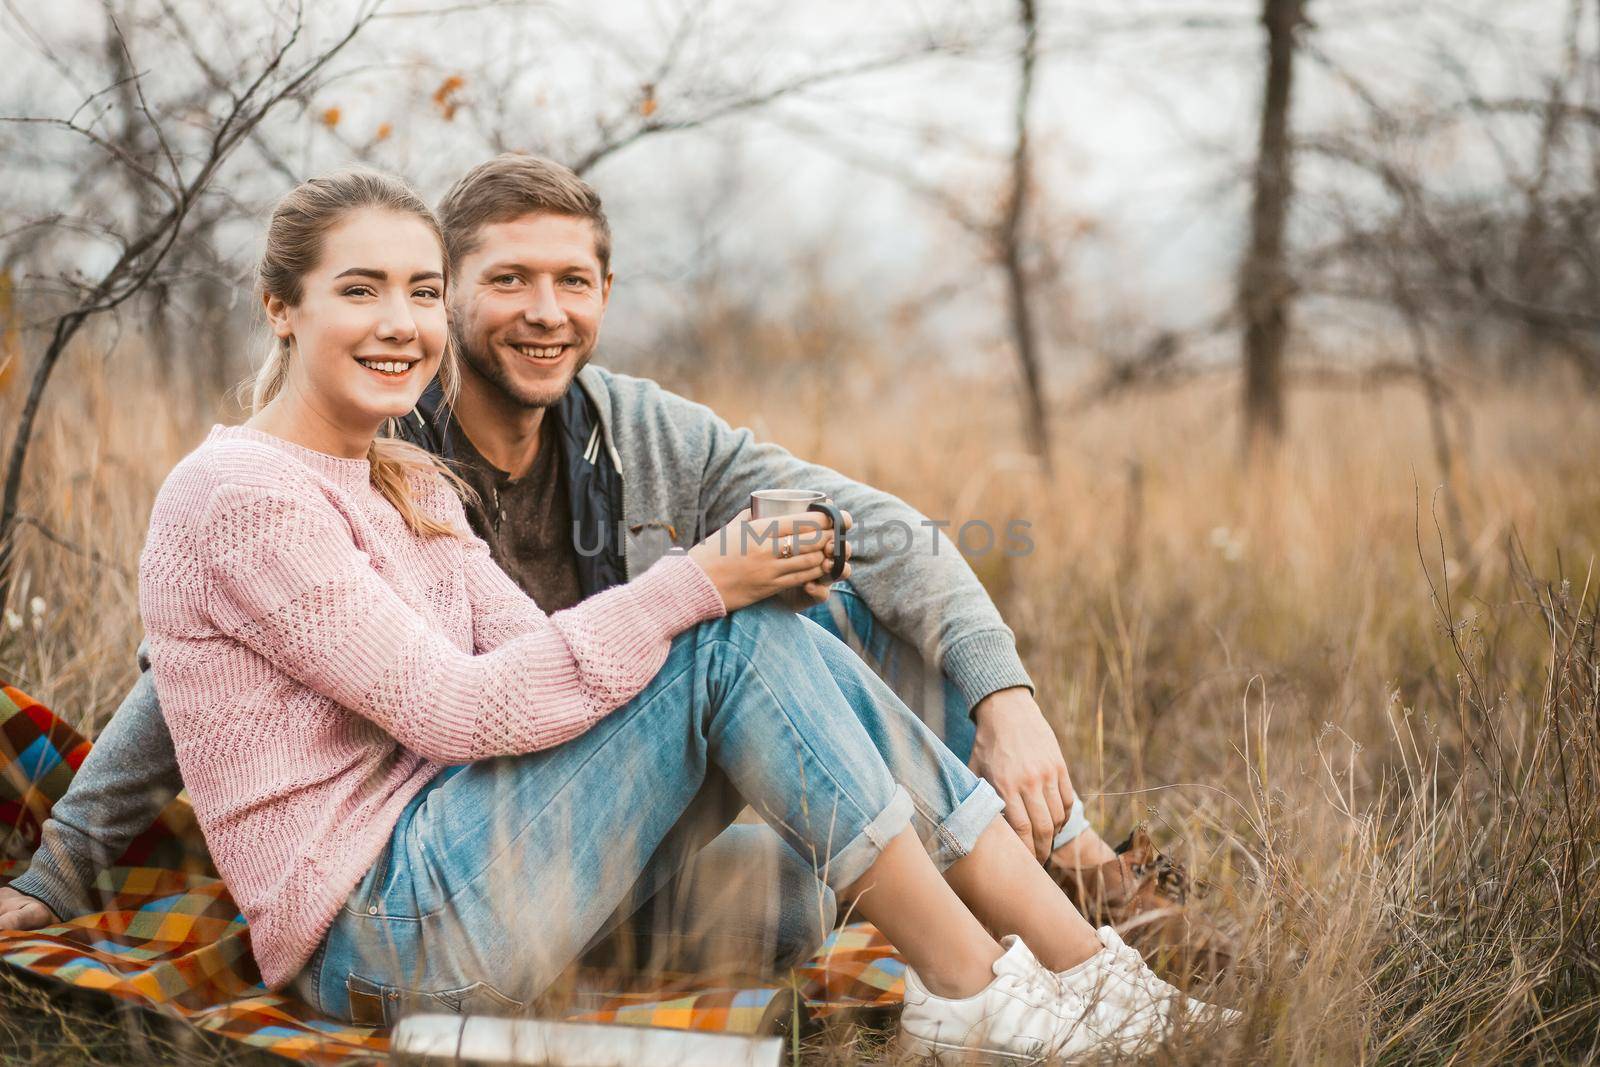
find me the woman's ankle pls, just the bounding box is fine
[845,830,1005,1000]
[1034,925,1103,973]
[914,943,1004,1000]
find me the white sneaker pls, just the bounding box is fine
[895,936,1109,1064]
[1054,926,1243,1055]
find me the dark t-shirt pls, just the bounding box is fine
[446,413,586,614]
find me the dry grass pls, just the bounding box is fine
[0,966,283,1066]
[2,350,1598,1064]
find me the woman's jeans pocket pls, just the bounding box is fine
[343,972,525,1027]
[315,914,528,1026]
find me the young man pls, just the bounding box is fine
[1,155,1207,977]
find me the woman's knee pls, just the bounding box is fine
[691,600,815,668]
[724,599,807,639]
[688,601,878,746]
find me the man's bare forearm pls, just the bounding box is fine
[5,669,181,919]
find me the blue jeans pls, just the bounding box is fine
[802,583,1091,851]
[573,580,1095,984]
[290,602,1004,1024]
[576,584,1087,984]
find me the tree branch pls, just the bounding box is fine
[570,43,967,175]
[0,0,384,608]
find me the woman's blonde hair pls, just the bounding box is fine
[247,167,470,538]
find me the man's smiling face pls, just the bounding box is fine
[451,212,612,409]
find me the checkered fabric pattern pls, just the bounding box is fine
[0,685,905,1062]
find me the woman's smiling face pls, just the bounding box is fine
[264,207,449,435]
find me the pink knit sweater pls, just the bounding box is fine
[137,425,726,989]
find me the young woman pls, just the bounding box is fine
[139,168,1230,1062]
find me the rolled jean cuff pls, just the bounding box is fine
[821,785,915,892]
[926,777,1006,871]
[1050,797,1092,852]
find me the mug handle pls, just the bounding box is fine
[806,500,848,581]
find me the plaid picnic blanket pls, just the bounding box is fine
[0,684,905,1062]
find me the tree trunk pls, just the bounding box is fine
[1240,0,1306,453]
[1000,0,1052,468]
[0,4,378,610]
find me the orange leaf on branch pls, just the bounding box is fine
[433,75,466,121]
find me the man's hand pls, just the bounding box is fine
[969,687,1076,863]
[0,886,59,931]
[793,511,855,607]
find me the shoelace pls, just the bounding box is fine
[1112,948,1233,1031]
[1108,940,1151,975]
[1007,961,1072,1007]
[1007,965,1096,1054]
[1096,942,1181,1028]
[1112,942,1173,991]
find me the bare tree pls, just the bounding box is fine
[728,5,1070,462]
[0,2,383,610]
[999,0,1052,466]
[1239,0,1309,453]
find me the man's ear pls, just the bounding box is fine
[262,291,293,340]
[600,272,614,306]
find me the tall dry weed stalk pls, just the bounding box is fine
[2,349,1597,1063]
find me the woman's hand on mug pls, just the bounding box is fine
[689,508,853,613]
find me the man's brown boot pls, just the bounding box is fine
[1047,825,1236,983]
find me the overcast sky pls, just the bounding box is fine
[1,0,1578,373]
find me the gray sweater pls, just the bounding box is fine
[8,366,1031,919]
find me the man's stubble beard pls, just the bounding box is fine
[451,316,590,411]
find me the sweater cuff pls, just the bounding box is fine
[628,552,727,637]
[941,630,1034,712]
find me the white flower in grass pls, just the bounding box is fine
[29,596,46,617]
[1208,525,1247,563]
[3,610,21,632]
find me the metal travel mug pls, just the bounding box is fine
[748,489,847,580]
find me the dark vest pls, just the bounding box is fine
[396,379,628,597]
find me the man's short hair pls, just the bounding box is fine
[437,154,612,275]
